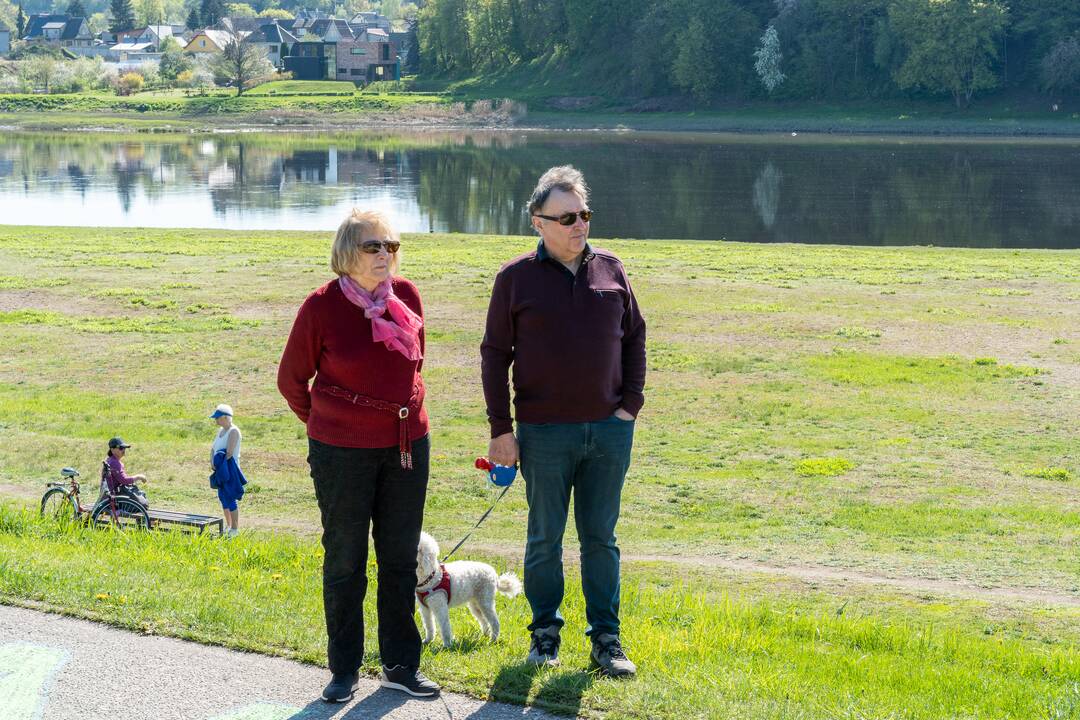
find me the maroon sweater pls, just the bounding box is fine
[481,242,647,438]
[277,277,429,449]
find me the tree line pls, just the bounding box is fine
[416,0,1080,106]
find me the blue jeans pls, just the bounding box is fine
[517,414,635,637]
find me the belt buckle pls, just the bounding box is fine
[398,407,409,419]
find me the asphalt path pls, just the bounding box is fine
[0,604,562,720]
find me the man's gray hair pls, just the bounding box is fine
[527,165,590,216]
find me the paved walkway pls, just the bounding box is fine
[0,604,561,720]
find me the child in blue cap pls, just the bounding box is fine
[209,403,245,538]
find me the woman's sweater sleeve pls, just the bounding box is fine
[277,297,321,424]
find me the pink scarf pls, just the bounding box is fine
[339,276,423,361]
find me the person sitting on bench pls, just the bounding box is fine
[104,437,149,507]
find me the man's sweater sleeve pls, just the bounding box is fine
[480,270,515,438]
[620,266,647,417]
[277,297,320,424]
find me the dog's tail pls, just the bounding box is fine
[496,572,522,598]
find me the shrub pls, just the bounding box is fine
[115,72,145,96]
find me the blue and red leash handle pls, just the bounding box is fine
[440,457,518,563]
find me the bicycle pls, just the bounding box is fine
[40,465,151,531]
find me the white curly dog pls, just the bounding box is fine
[415,531,521,647]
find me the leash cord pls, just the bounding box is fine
[440,484,512,564]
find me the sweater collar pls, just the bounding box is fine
[536,239,595,266]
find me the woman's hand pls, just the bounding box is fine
[613,408,635,421]
[488,432,519,468]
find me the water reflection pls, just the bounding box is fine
[1,131,1079,247]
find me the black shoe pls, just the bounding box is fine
[590,633,637,678]
[526,625,561,667]
[379,665,440,697]
[321,671,359,703]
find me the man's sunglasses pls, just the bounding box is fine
[534,210,593,226]
[360,240,401,254]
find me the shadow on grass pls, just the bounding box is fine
[490,661,595,717]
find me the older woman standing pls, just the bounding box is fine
[277,209,438,703]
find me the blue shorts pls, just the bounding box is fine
[217,487,240,512]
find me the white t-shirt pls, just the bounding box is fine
[211,425,241,464]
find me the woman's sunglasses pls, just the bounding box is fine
[534,210,593,226]
[360,240,401,254]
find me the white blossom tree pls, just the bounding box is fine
[754,25,786,94]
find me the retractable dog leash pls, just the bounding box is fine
[439,457,517,564]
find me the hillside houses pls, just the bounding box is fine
[5,10,400,86]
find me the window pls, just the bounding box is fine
[338,68,346,74]
[375,66,384,77]
[199,39,205,47]
[350,47,365,55]
[381,44,389,60]
[350,68,362,76]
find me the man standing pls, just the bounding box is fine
[481,165,646,677]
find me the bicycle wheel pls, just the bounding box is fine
[91,496,150,531]
[40,487,78,521]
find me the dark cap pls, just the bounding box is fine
[108,437,131,449]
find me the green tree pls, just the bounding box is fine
[668,0,758,101]
[466,0,515,68]
[418,0,470,72]
[257,7,293,18]
[403,13,419,73]
[889,0,1008,107]
[67,0,86,17]
[200,0,225,26]
[109,0,136,32]
[226,2,256,16]
[158,35,190,81]
[16,2,26,38]
[136,0,165,25]
[186,5,200,27]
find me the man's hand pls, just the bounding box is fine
[488,432,519,467]
[614,408,635,421]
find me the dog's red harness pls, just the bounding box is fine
[416,564,452,608]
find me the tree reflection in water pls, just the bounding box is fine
[1,132,1079,248]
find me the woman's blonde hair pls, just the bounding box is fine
[331,209,401,277]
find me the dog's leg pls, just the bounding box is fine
[480,598,501,642]
[432,596,454,647]
[419,602,436,645]
[467,599,491,637]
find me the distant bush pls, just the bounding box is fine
[115,72,145,96]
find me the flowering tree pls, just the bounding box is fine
[754,25,786,94]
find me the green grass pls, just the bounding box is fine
[1,225,1080,716]
[3,506,1079,720]
[244,80,359,96]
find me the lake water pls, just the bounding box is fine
[1,130,1079,247]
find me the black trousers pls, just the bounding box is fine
[307,434,429,673]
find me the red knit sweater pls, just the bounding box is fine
[277,277,429,449]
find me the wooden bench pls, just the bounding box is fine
[146,509,224,536]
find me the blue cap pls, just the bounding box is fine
[209,403,233,419]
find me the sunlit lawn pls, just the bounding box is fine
[1,225,1079,717]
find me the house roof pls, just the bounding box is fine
[188,28,245,49]
[307,18,354,40]
[111,41,154,52]
[245,23,298,44]
[60,19,88,40]
[23,14,70,39]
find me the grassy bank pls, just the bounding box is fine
[3,507,1080,719]
[1,82,1080,135]
[1,225,1079,717]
